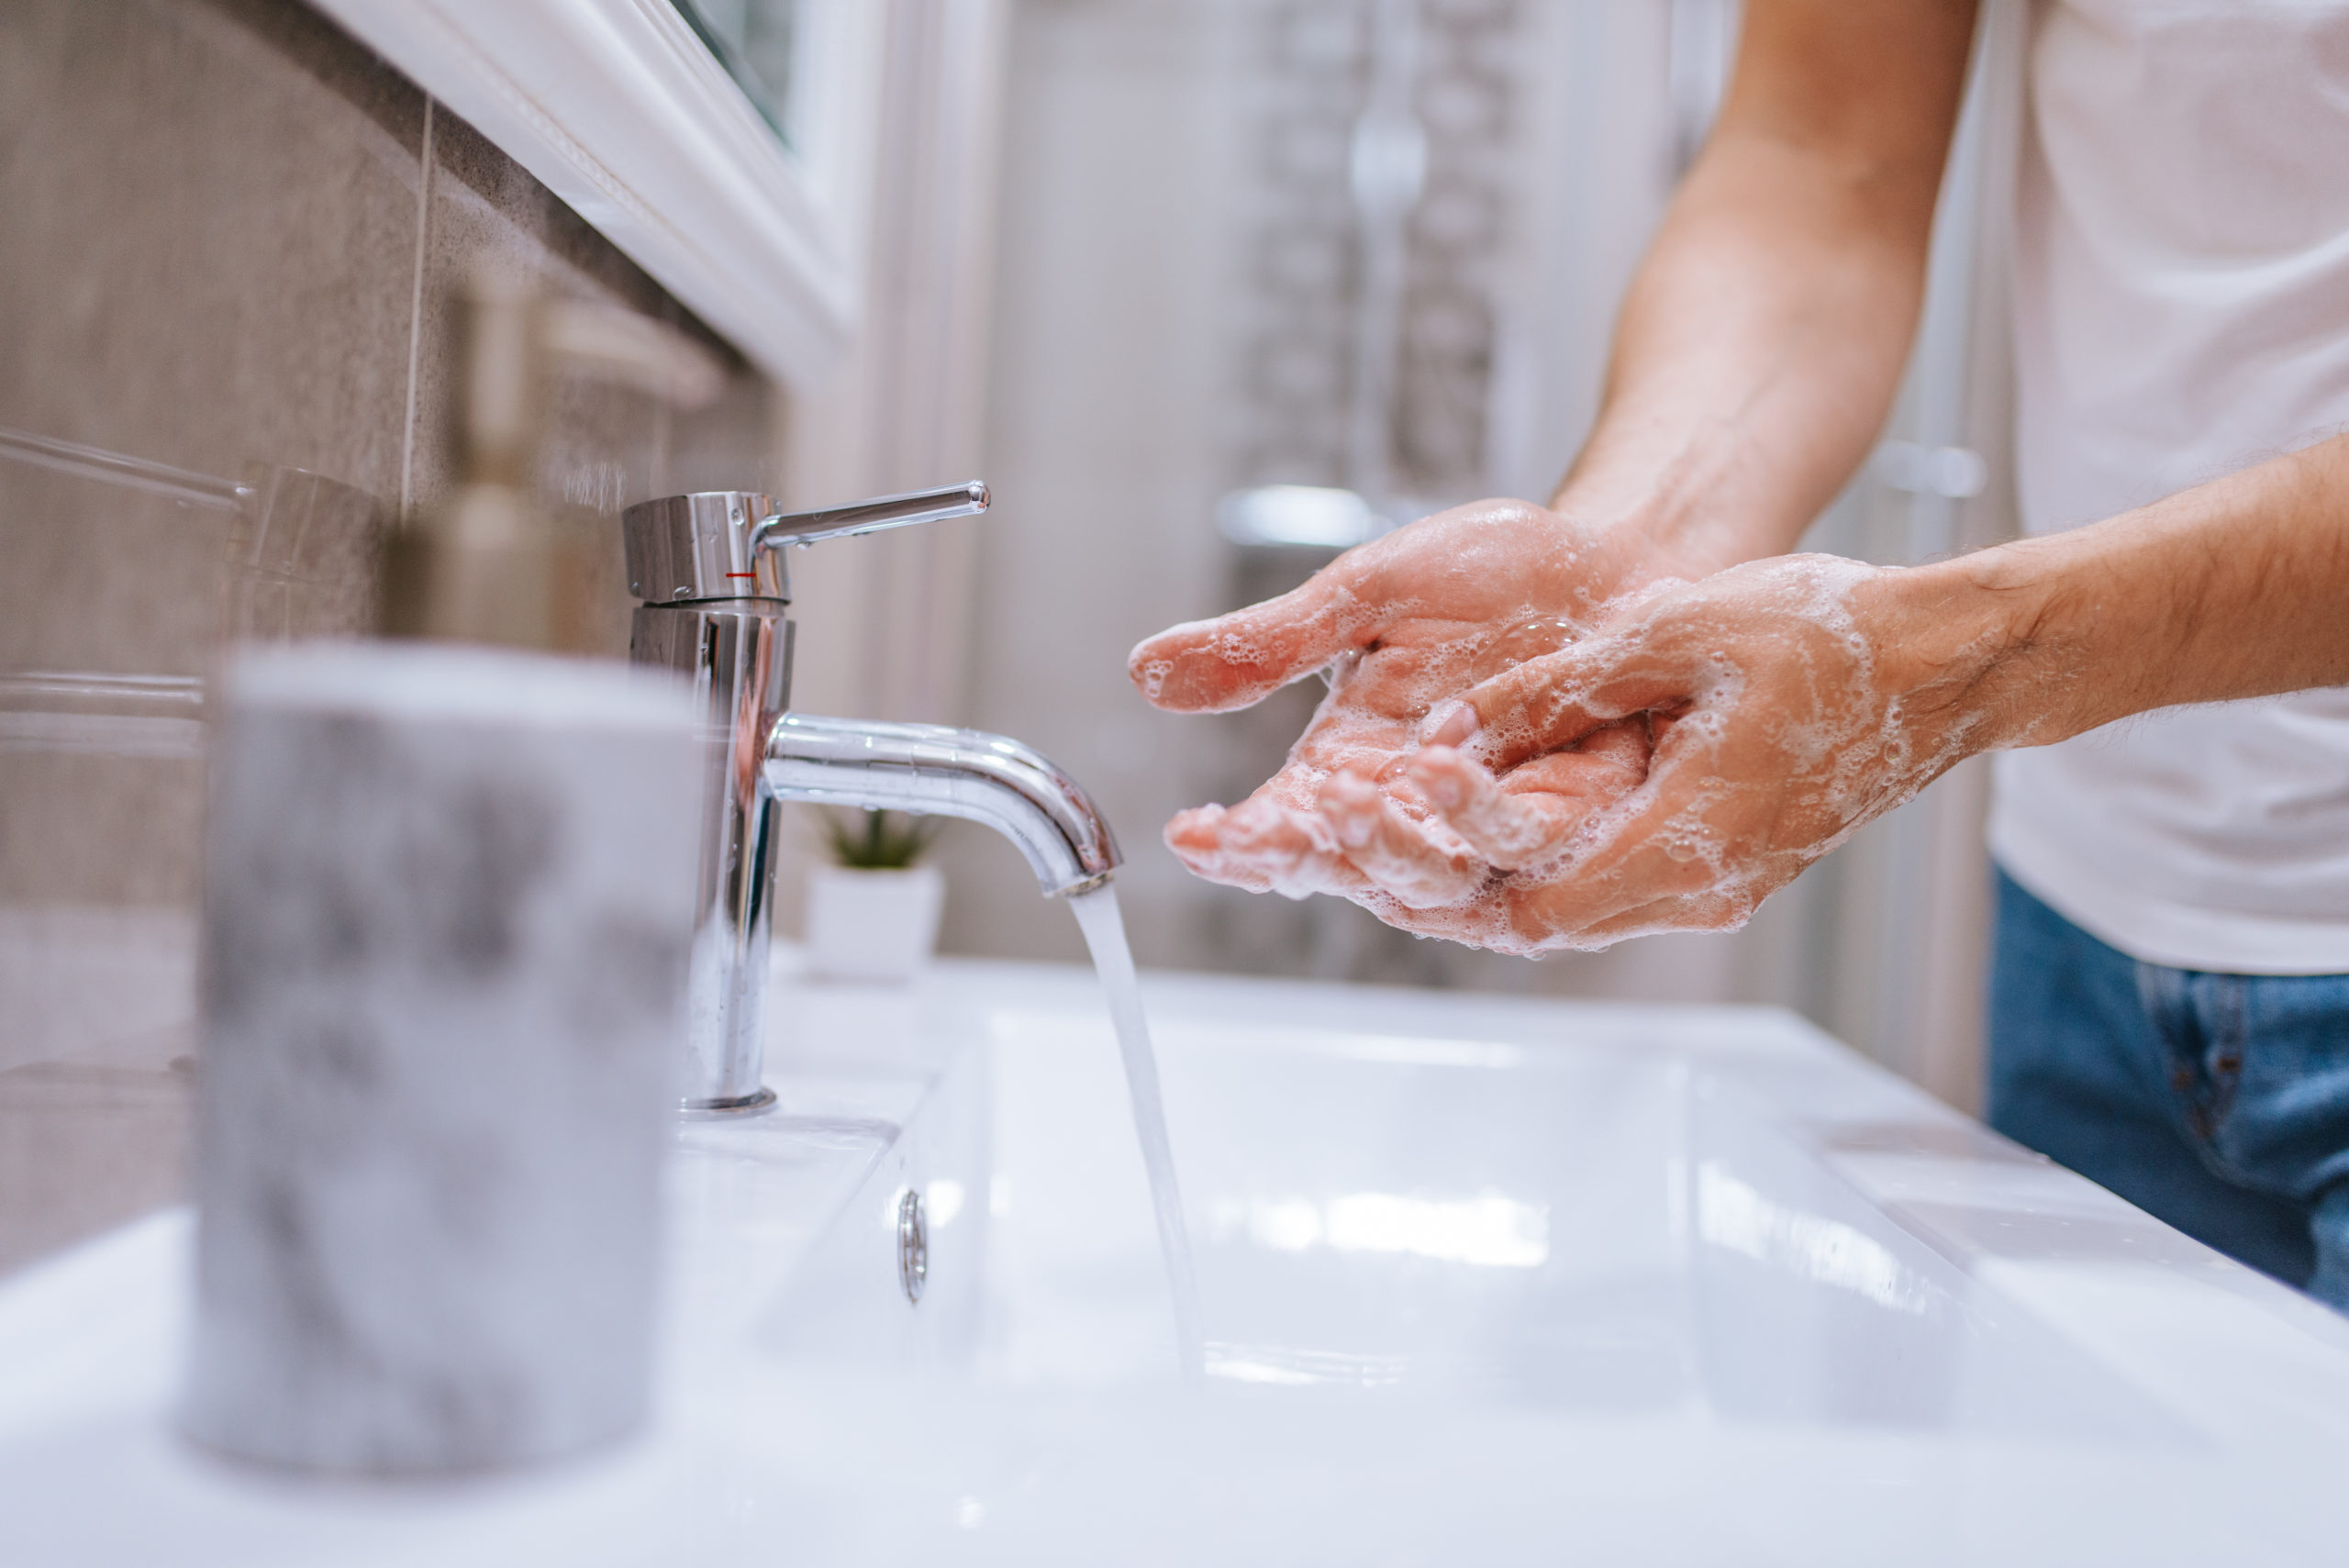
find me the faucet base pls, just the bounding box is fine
[677,1087,778,1120]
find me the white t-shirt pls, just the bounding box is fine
[1987,0,2349,974]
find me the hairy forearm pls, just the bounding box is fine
[1898,435,2349,751]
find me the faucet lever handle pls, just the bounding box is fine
[622,482,989,606]
[754,480,988,550]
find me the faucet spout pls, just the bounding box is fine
[765,713,1119,896]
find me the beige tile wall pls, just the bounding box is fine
[0,0,782,1274]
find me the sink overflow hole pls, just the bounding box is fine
[897,1188,928,1306]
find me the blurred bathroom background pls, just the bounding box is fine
[0,0,2020,1272]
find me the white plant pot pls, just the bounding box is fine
[806,863,946,984]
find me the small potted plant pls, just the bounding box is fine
[805,809,946,983]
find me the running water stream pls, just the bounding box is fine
[1066,884,1205,1385]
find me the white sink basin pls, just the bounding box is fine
[786,1006,2180,1436]
[7,959,2349,1564]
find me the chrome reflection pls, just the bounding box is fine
[1697,1162,1930,1315]
[1209,1191,1548,1269]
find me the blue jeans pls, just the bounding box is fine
[1987,869,2349,1309]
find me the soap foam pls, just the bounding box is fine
[1148,535,1992,956]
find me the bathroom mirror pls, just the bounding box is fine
[310,0,886,392]
[671,1,798,147]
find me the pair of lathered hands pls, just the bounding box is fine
[1123,445,2349,954]
[1126,506,1952,956]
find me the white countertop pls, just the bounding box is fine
[6,957,2349,1566]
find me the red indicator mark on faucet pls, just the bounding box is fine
[725,572,757,579]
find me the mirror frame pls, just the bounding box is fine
[313,0,885,391]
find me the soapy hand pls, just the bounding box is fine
[1128,498,1684,917]
[1136,542,2002,954]
[1385,553,1998,951]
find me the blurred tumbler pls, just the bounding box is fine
[181,642,699,1474]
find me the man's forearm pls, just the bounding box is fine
[1552,0,1979,582]
[1899,434,2349,750]
[1555,141,1936,578]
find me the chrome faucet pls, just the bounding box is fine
[621,483,1120,1115]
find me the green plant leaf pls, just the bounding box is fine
[818,807,941,869]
